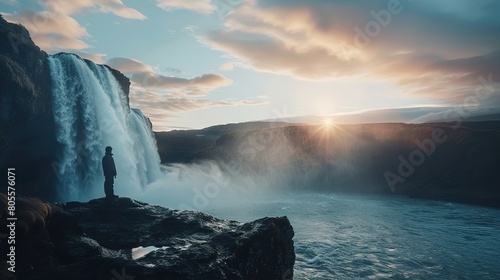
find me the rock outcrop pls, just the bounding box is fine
[0,195,295,280]
[0,15,58,199]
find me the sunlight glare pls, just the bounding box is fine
[315,117,336,140]
[323,119,332,127]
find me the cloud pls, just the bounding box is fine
[40,0,146,19]
[202,0,500,102]
[132,91,265,112]
[201,0,372,79]
[107,57,156,74]
[107,57,232,95]
[205,29,361,79]
[3,10,90,51]
[74,51,107,64]
[156,0,216,14]
[165,67,182,74]
[2,0,145,53]
[130,90,268,130]
[131,72,232,95]
[373,51,500,101]
[219,62,235,71]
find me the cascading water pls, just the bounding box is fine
[48,53,162,201]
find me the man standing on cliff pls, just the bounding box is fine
[102,146,118,199]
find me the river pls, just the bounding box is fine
[205,191,500,279]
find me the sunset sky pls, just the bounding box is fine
[2,0,499,131]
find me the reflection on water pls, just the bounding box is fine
[131,246,169,260]
[206,191,500,280]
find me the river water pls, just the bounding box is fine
[206,192,500,279]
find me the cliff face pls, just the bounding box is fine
[0,16,132,201]
[0,16,52,124]
[0,15,57,199]
[0,195,295,280]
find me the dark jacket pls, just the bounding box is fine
[102,154,117,178]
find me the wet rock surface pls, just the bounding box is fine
[2,196,294,280]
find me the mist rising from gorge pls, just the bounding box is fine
[152,121,500,208]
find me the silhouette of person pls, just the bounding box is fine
[102,146,118,198]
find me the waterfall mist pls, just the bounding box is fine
[131,161,269,211]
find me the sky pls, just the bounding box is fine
[1,0,499,131]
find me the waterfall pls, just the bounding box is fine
[48,53,162,201]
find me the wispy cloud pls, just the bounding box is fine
[40,0,146,19]
[107,57,156,74]
[107,57,232,95]
[130,90,268,130]
[130,72,232,95]
[156,0,216,15]
[219,62,235,71]
[132,90,266,113]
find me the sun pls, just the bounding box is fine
[314,118,336,140]
[323,119,333,127]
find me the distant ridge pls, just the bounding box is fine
[260,107,500,125]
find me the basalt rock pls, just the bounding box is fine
[1,195,295,280]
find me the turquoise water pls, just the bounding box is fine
[206,192,500,279]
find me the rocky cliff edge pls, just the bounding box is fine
[0,194,295,280]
